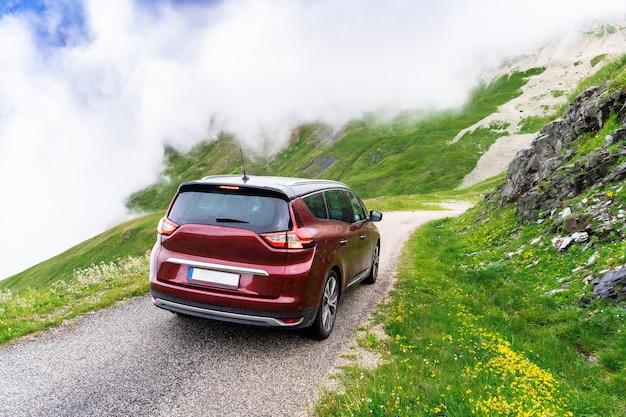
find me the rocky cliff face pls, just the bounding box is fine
[495,80,626,302]
[499,83,626,219]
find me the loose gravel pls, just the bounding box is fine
[0,206,469,417]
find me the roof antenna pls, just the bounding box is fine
[240,147,249,183]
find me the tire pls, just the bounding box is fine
[363,242,380,285]
[311,271,339,340]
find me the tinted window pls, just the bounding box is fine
[325,190,354,223]
[168,190,290,234]
[302,192,328,220]
[347,192,367,222]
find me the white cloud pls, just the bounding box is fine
[0,0,625,279]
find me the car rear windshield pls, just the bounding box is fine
[168,189,291,234]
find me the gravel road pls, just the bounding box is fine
[0,205,469,417]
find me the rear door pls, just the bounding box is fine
[344,190,377,275]
[324,190,364,286]
[157,186,292,299]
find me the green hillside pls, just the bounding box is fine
[1,212,163,292]
[0,212,162,343]
[125,68,545,213]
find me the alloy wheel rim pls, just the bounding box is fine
[372,245,380,279]
[321,276,338,332]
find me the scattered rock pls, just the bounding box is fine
[552,236,573,251]
[545,283,569,296]
[564,214,587,233]
[579,294,593,305]
[593,268,626,301]
[587,251,600,265]
[583,275,598,285]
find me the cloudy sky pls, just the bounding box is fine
[0,0,625,280]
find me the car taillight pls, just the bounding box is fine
[262,229,315,249]
[157,217,179,236]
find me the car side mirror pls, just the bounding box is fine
[369,210,383,222]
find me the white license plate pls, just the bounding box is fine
[188,267,240,288]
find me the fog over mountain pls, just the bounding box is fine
[0,0,625,279]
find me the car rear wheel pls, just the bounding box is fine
[363,242,380,285]
[311,271,339,340]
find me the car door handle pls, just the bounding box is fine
[340,239,348,246]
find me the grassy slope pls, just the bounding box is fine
[319,202,626,415]
[316,61,626,416]
[125,68,545,212]
[1,212,163,291]
[0,211,163,343]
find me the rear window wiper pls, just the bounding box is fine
[216,217,249,224]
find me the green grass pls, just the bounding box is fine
[317,200,626,416]
[568,54,626,103]
[124,135,244,213]
[591,54,608,67]
[1,212,163,291]
[0,253,150,345]
[0,212,162,344]
[519,114,557,134]
[364,173,502,212]
[571,113,623,164]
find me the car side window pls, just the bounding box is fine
[347,191,367,222]
[302,192,328,220]
[325,190,354,223]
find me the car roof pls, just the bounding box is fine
[181,175,351,200]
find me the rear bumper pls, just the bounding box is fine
[150,290,317,328]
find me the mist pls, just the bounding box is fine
[0,0,625,280]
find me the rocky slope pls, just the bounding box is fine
[494,77,626,302]
[458,21,626,188]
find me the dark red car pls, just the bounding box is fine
[149,175,382,339]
